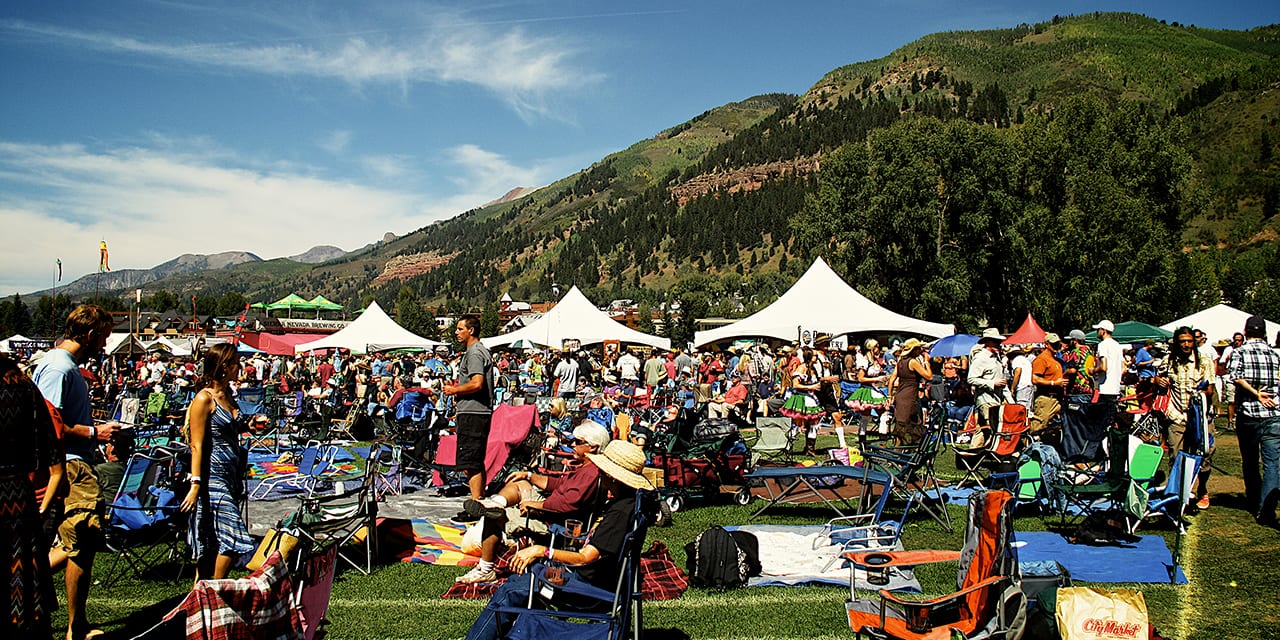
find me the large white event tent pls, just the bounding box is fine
[694,257,954,347]
[1161,303,1280,345]
[294,301,444,355]
[482,286,671,350]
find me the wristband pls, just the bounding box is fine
[89,426,97,441]
[545,547,554,560]
[190,476,203,484]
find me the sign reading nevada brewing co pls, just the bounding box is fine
[277,319,350,331]
[1081,619,1144,638]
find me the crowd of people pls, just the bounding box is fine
[3,300,1279,638]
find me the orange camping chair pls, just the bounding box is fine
[843,490,1026,640]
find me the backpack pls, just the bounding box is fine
[684,525,761,589]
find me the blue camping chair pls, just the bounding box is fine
[494,490,656,640]
[99,443,190,585]
[249,442,340,500]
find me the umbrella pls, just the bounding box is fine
[930,334,980,358]
[508,339,540,350]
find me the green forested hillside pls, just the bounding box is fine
[11,12,1279,344]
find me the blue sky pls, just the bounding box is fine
[2,1,1277,294]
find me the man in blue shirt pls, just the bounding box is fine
[33,304,119,640]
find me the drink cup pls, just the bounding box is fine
[565,519,584,538]
[544,563,565,585]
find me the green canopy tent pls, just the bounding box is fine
[265,293,318,318]
[249,302,269,311]
[307,295,344,319]
[1086,321,1173,345]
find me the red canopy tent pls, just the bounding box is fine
[1002,314,1048,345]
[248,333,326,356]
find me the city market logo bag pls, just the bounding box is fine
[1055,586,1148,640]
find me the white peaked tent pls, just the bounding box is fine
[294,301,444,355]
[694,257,954,347]
[0,334,29,353]
[482,286,671,350]
[1161,303,1280,345]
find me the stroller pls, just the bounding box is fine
[648,409,753,513]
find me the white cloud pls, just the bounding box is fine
[1,16,601,117]
[0,139,560,294]
[318,130,353,155]
[359,154,411,179]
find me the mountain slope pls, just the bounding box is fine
[68,12,1280,326]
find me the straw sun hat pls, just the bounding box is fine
[587,441,654,490]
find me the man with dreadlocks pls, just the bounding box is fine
[1155,326,1217,509]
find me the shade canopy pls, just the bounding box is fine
[307,295,344,311]
[266,293,313,311]
[694,257,954,347]
[294,301,444,355]
[1002,314,1048,345]
[1161,304,1280,346]
[481,286,670,350]
[1085,321,1173,345]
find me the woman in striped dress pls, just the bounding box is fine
[181,343,259,580]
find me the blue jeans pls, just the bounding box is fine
[465,577,531,640]
[1237,415,1280,521]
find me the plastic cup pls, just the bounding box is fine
[544,564,565,585]
[565,519,584,538]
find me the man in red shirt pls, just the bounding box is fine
[1030,333,1068,433]
[455,422,611,584]
[708,373,750,419]
[316,356,335,387]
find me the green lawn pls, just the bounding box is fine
[55,424,1280,640]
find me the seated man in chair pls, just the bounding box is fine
[454,421,612,581]
[464,440,653,640]
[707,373,750,420]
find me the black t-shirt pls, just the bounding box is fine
[575,493,636,589]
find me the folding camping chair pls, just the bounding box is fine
[860,426,953,533]
[1049,428,1162,527]
[954,404,1029,488]
[282,467,379,575]
[99,443,190,586]
[249,442,341,500]
[844,490,1026,640]
[235,385,267,417]
[748,416,795,464]
[328,403,361,441]
[493,490,656,640]
[142,391,169,424]
[371,443,404,501]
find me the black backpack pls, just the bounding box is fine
[684,526,761,589]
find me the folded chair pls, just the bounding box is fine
[1049,428,1162,527]
[749,416,795,464]
[99,443,190,586]
[494,490,656,640]
[844,490,1026,640]
[861,426,953,533]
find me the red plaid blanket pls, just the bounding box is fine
[441,541,688,601]
[163,551,303,640]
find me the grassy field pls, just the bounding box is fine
[55,422,1280,640]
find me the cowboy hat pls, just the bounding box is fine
[979,327,1005,342]
[900,338,927,352]
[587,441,653,490]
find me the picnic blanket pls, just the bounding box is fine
[1015,531,1188,584]
[379,517,477,566]
[727,524,920,592]
[440,541,688,601]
